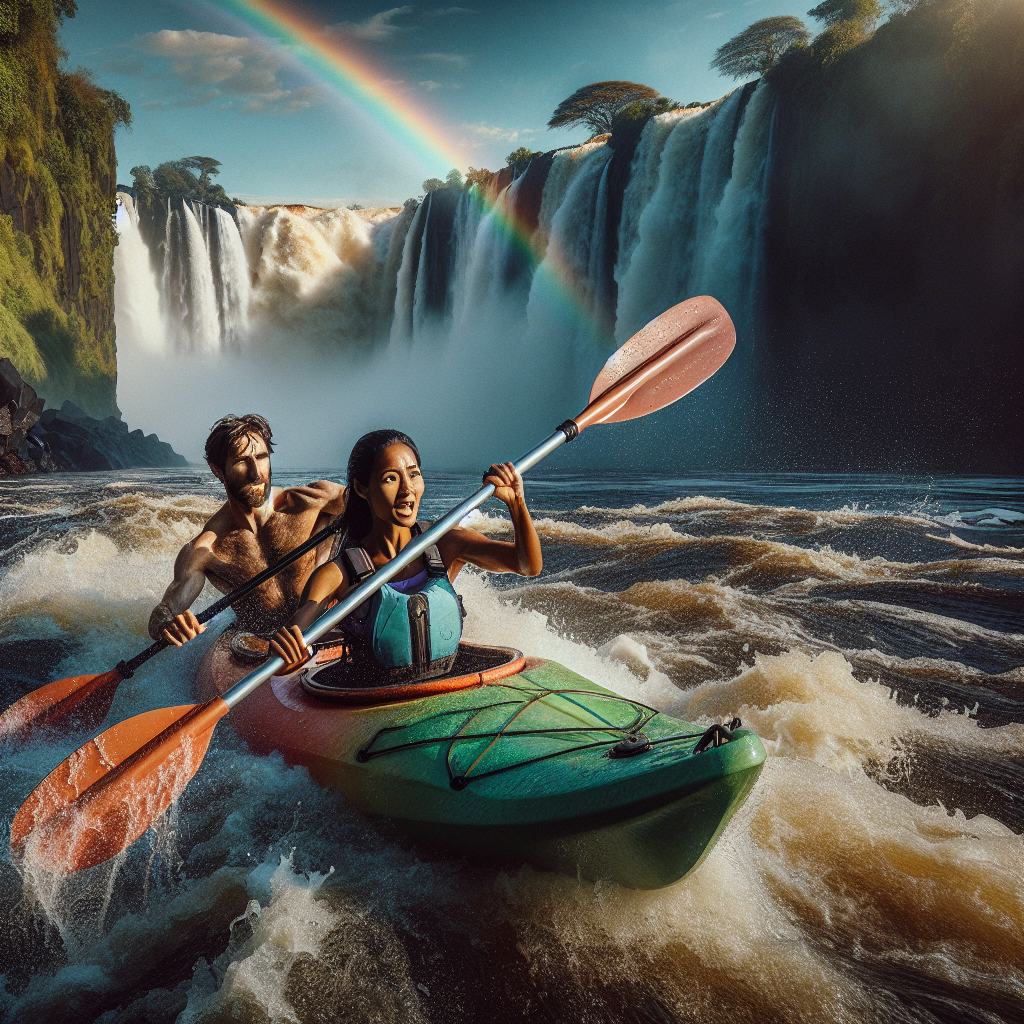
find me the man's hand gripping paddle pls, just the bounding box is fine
[10,295,735,874]
[0,514,346,740]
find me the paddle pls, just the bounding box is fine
[0,512,346,740]
[10,295,735,874]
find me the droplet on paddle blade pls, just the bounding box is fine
[11,699,229,873]
[581,296,736,427]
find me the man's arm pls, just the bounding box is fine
[277,480,347,515]
[148,540,211,643]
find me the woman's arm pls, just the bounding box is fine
[269,560,347,672]
[438,462,543,580]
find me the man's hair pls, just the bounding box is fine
[205,414,274,471]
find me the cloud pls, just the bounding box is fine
[425,6,475,15]
[137,29,272,85]
[324,6,415,42]
[419,80,443,91]
[133,30,318,115]
[705,10,728,18]
[418,52,469,65]
[462,121,537,143]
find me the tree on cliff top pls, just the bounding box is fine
[183,156,221,188]
[465,166,492,189]
[808,0,883,31]
[548,81,662,136]
[506,147,543,174]
[131,158,230,205]
[710,17,812,78]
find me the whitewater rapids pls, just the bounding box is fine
[0,469,1021,1023]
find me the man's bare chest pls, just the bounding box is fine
[207,512,319,584]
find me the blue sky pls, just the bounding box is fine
[63,0,824,207]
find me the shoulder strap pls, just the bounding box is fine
[340,546,375,583]
[414,522,447,576]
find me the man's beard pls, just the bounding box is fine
[227,466,272,510]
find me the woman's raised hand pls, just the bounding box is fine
[484,462,525,509]
[269,624,312,674]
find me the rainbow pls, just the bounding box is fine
[217,0,466,171]
[208,0,608,339]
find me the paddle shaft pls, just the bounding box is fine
[220,422,577,709]
[115,516,344,679]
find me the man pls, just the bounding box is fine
[149,414,346,646]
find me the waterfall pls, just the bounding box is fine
[114,193,166,354]
[114,93,777,465]
[176,202,220,354]
[116,97,773,364]
[213,207,251,351]
[614,84,770,342]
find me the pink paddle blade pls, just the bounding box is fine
[578,296,736,429]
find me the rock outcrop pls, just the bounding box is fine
[0,358,185,476]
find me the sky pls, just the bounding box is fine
[62,0,823,207]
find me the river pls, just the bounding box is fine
[0,469,1021,1023]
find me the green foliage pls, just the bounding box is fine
[548,81,663,135]
[423,168,467,192]
[130,164,153,191]
[184,155,220,184]
[505,147,543,173]
[608,97,680,146]
[464,166,492,189]
[710,16,812,78]
[812,20,869,63]
[132,156,233,207]
[0,0,124,416]
[808,0,883,30]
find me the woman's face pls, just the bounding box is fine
[355,443,424,530]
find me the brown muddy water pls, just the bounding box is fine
[0,469,1021,1024]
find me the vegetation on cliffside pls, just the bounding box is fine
[0,0,129,418]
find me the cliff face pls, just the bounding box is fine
[0,1,125,419]
[759,0,1024,471]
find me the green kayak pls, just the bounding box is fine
[199,632,766,889]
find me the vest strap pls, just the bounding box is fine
[414,522,447,576]
[336,522,447,583]
[342,546,375,582]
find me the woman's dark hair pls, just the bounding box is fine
[205,414,274,471]
[339,429,421,542]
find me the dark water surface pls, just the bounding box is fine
[0,469,1021,1023]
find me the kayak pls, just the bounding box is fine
[197,628,766,889]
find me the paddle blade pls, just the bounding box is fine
[578,296,735,429]
[0,668,125,741]
[10,698,229,873]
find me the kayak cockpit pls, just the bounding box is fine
[299,641,527,706]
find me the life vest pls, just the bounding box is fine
[332,523,463,683]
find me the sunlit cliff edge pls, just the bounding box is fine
[0,0,124,421]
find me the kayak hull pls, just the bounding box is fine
[198,629,765,889]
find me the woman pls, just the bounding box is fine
[269,429,542,680]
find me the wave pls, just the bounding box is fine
[1,475,1021,1023]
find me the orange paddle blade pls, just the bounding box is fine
[0,668,124,740]
[577,296,735,429]
[10,698,229,873]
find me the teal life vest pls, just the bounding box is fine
[335,524,463,682]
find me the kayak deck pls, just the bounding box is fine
[199,630,765,889]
